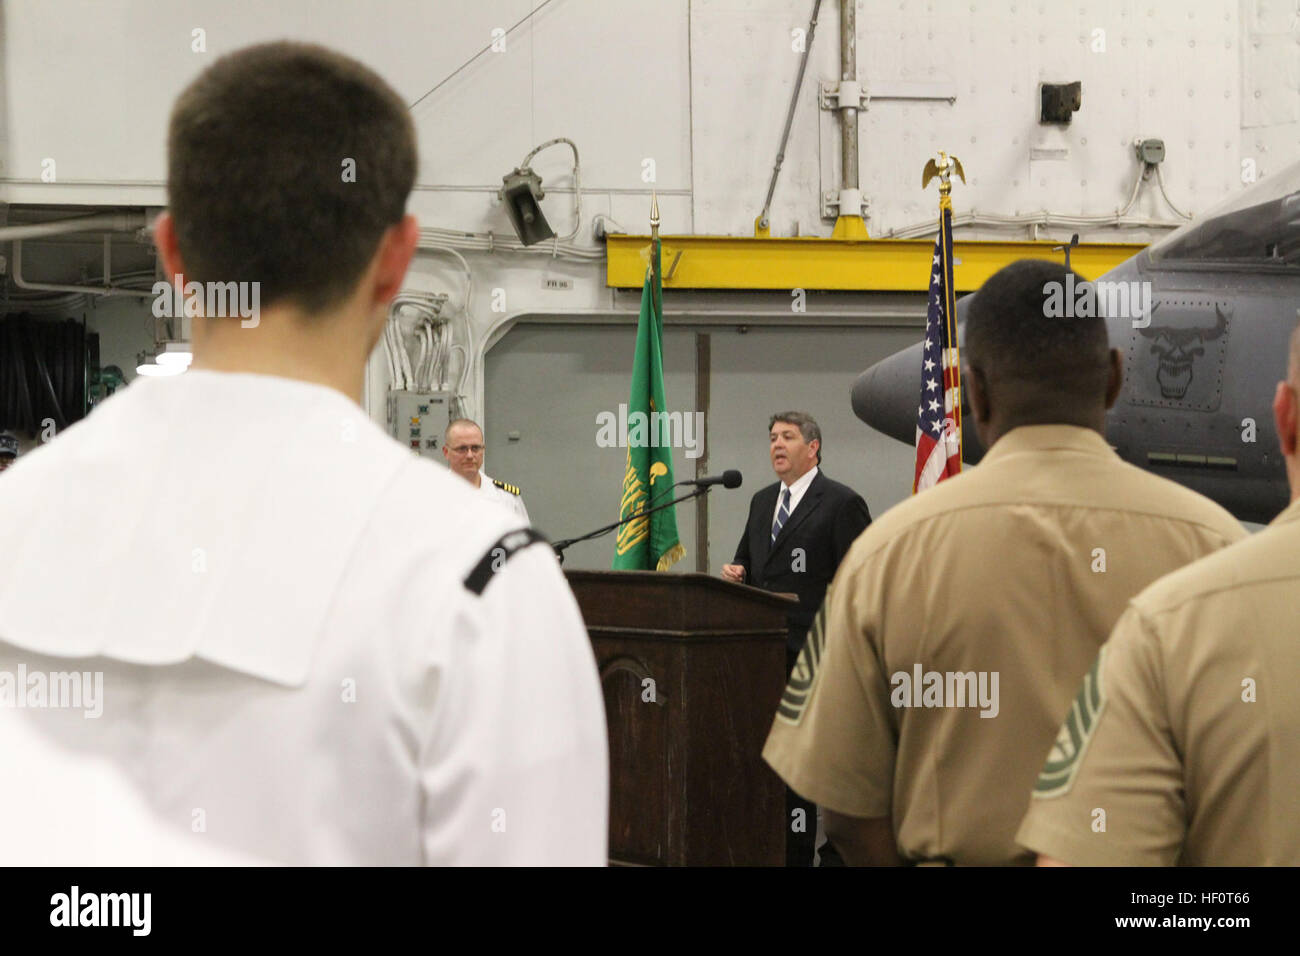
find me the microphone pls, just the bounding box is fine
[683,469,742,489]
[552,475,736,561]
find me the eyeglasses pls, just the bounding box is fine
[448,444,484,455]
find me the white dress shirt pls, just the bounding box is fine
[0,369,607,865]
[771,465,820,533]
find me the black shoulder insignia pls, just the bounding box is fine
[492,478,521,496]
[463,527,548,595]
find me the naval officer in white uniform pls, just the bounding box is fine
[442,418,530,523]
[0,40,606,866]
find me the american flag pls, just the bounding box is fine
[913,204,963,492]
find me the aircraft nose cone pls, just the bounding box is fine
[852,341,925,446]
[852,327,986,465]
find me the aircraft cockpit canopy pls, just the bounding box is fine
[1148,158,1300,270]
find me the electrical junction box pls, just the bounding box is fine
[1135,138,1166,165]
[387,389,452,460]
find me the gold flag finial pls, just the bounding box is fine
[921,151,966,197]
[646,192,661,281]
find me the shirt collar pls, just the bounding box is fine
[979,424,1116,465]
[1271,496,1300,527]
[0,368,408,687]
[783,464,819,497]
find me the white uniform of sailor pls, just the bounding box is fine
[479,469,529,523]
[0,370,607,865]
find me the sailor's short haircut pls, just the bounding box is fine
[167,41,417,316]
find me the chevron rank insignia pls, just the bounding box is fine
[492,478,521,496]
[1033,647,1108,798]
[775,592,830,725]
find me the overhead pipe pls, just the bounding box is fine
[12,238,155,299]
[832,0,867,238]
[0,211,147,242]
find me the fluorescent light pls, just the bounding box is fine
[136,342,191,376]
[155,343,193,367]
[135,362,185,377]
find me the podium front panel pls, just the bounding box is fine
[567,571,791,866]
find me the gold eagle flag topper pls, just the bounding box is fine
[921,151,966,203]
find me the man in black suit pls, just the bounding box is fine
[721,411,870,865]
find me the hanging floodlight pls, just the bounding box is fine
[498,167,555,246]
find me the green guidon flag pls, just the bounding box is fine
[613,236,685,571]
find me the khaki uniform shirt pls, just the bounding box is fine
[1017,497,1300,866]
[762,425,1246,865]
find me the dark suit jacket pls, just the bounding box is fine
[733,470,871,653]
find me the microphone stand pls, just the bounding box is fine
[552,485,713,563]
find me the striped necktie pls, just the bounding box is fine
[771,488,791,545]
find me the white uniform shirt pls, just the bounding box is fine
[479,469,530,524]
[0,369,607,865]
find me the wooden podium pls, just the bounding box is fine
[565,570,796,866]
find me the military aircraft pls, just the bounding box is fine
[853,158,1300,523]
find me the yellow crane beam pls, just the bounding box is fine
[606,235,1147,292]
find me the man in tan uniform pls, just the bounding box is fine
[762,259,1246,865]
[1018,315,1300,867]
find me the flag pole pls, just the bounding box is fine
[916,151,966,491]
[649,191,660,283]
[649,190,664,337]
[939,158,961,463]
[923,151,965,465]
